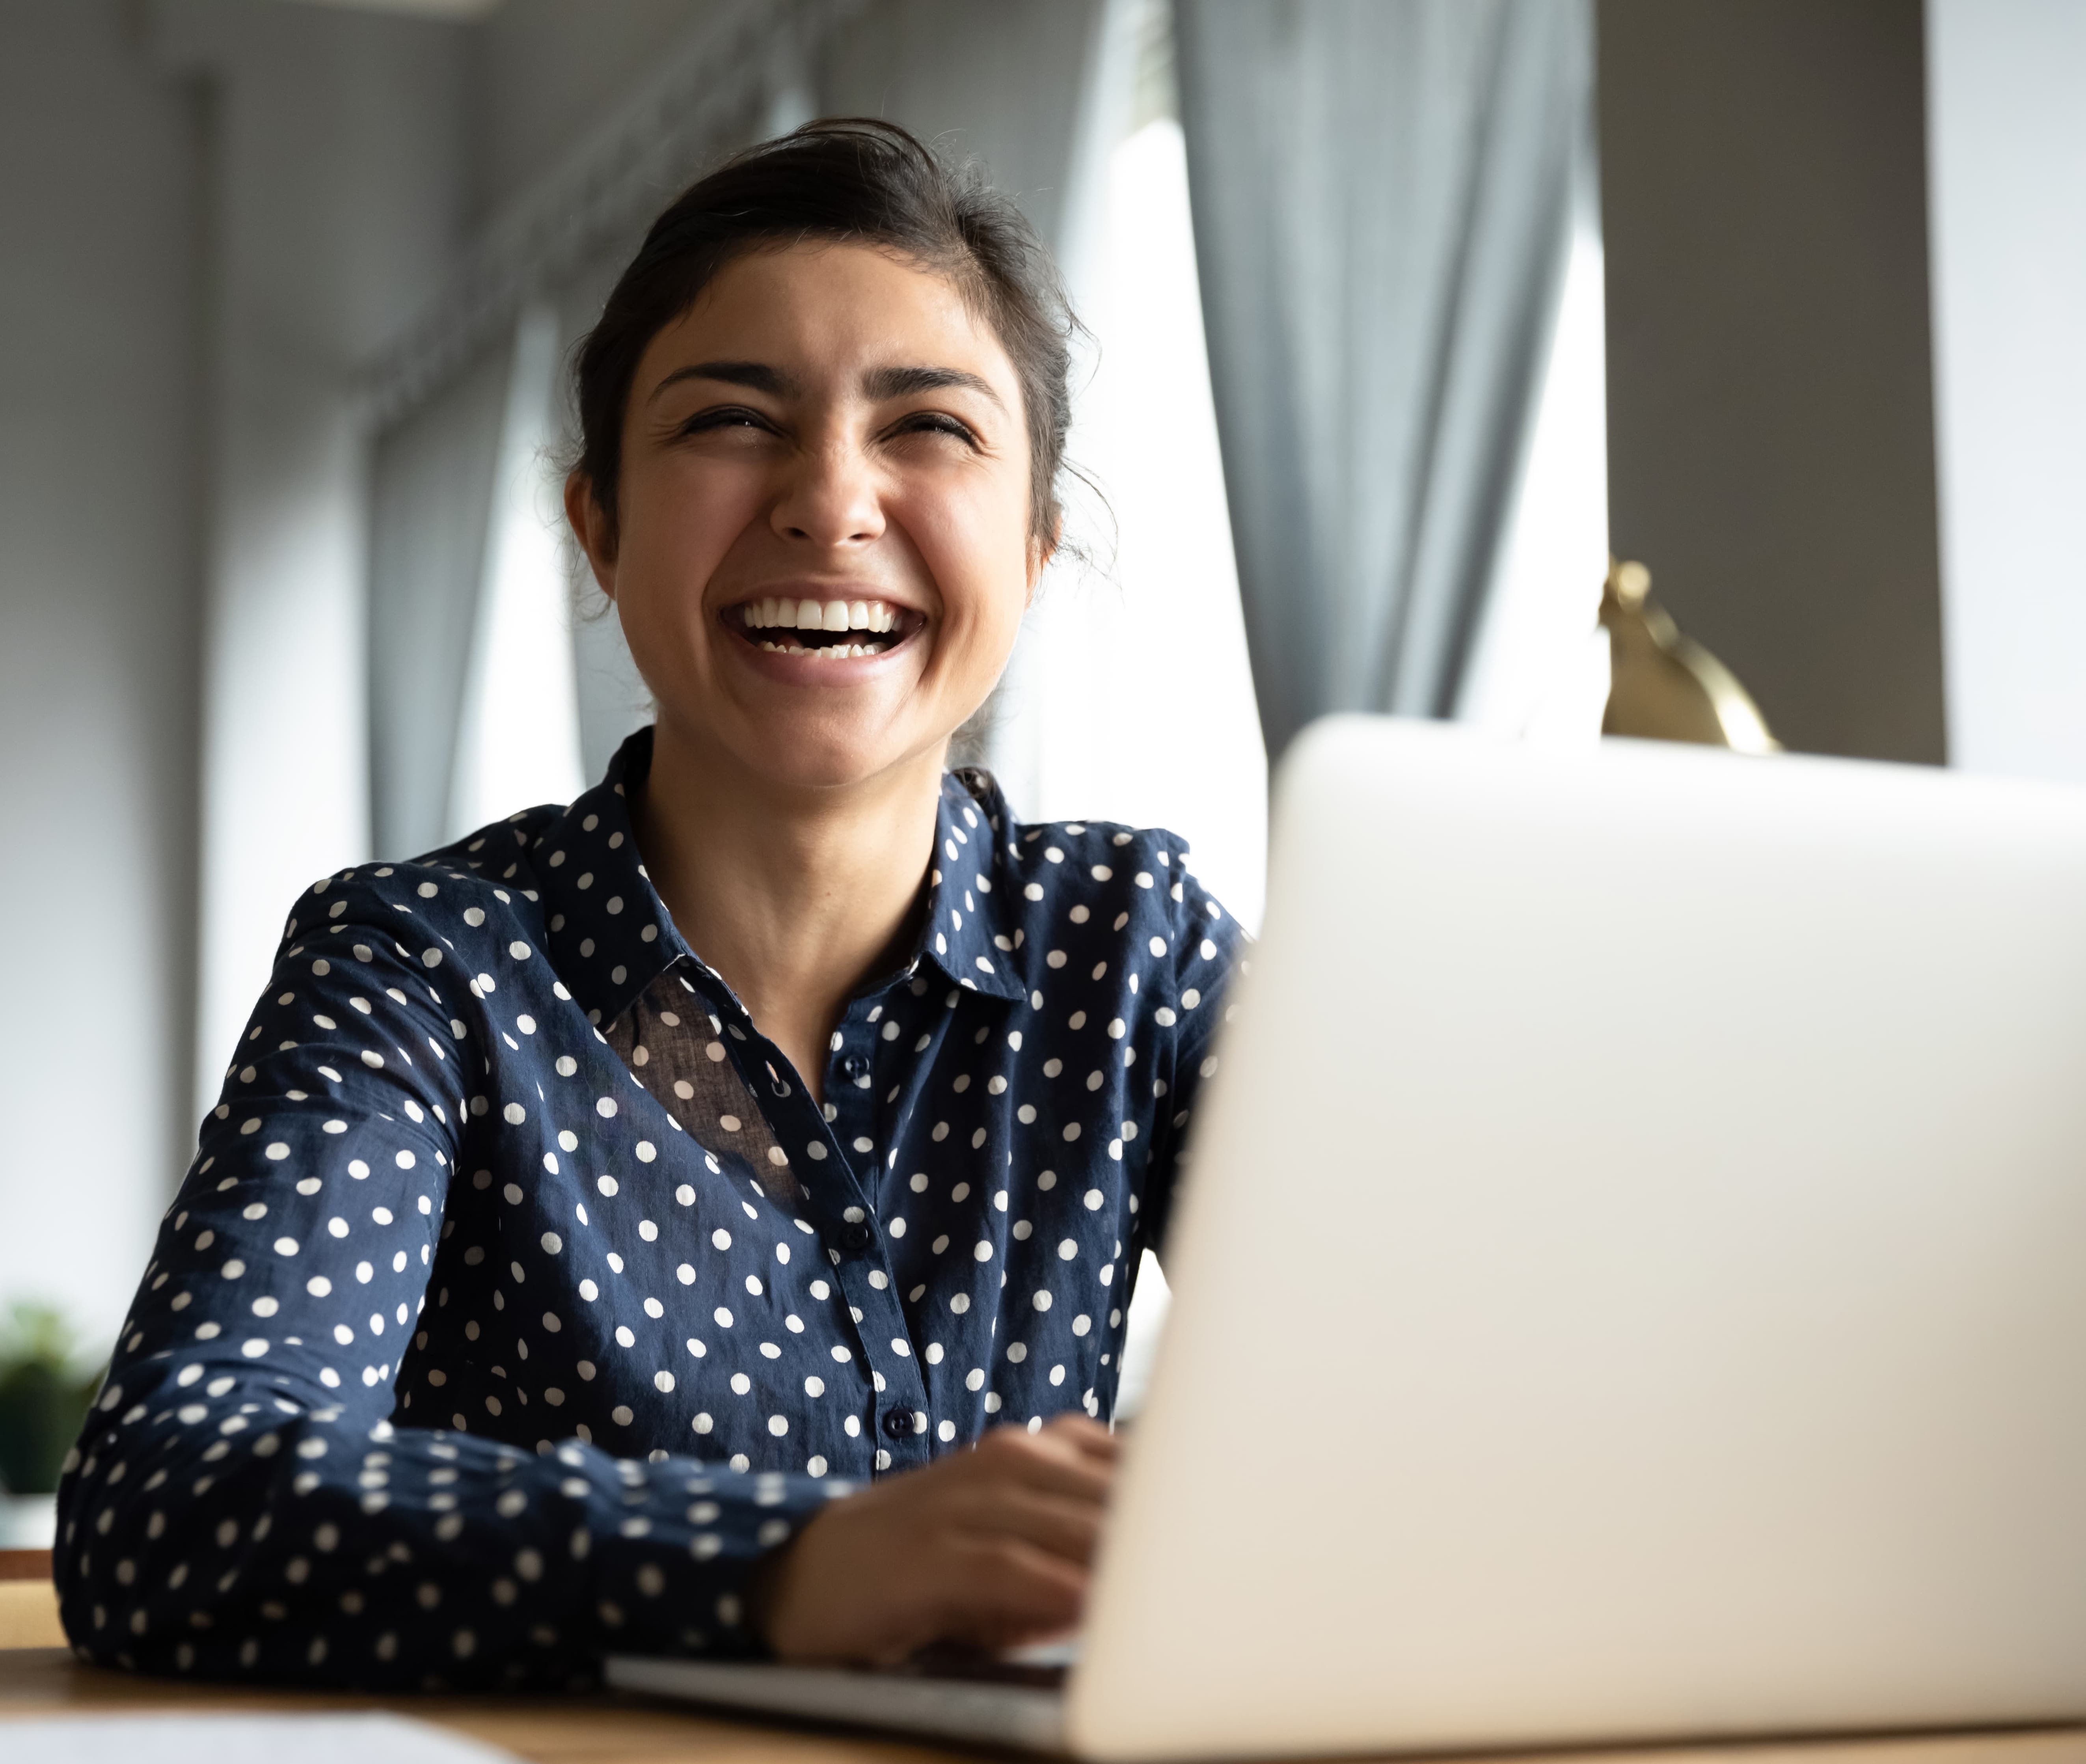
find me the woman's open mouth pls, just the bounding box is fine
[730,596,917,659]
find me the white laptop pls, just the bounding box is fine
[610,716,2086,1759]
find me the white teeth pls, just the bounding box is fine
[757,640,882,658]
[739,597,907,637]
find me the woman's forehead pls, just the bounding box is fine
[639,241,1020,402]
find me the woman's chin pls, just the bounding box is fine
[725,727,946,797]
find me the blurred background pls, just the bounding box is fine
[0,0,2081,1511]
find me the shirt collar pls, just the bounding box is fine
[918,767,1027,1004]
[532,729,1027,1027]
[530,727,686,1026]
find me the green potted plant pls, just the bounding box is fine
[0,1302,103,1548]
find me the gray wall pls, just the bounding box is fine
[0,0,205,1346]
[155,0,478,1119]
[0,0,732,1350]
[471,0,713,224]
[1599,0,1947,764]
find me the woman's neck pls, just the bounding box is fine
[634,717,946,1107]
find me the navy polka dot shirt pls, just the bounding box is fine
[55,728,1242,1688]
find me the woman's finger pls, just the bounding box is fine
[941,1480,1110,1566]
[970,1427,1118,1505]
[933,1533,1091,1649]
[1039,1414,1120,1461]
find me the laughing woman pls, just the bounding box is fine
[56,120,1240,1686]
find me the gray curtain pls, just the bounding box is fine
[1175,0,1594,758]
[367,341,509,859]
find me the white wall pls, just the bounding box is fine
[1927,0,2086,782]
[0,2,205,1350]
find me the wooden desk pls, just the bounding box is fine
[3,1598,2084,1764]
[0,1632,955,1764]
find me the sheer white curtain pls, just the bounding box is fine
[446,304,587,840]
[986,0,1268,936]
[1457,136,1612,745]
[367,342,508,859]
[369,302,589,857]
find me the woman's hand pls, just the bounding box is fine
[751,1416,1119,1664]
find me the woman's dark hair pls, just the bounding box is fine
[573,118,1078,550]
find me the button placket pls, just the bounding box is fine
[822,999,881,1178]
[826,1206,932,1472]
[706,998,922,1469]
[669,966,899,1441]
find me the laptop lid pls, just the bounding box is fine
[1069,717,2086,1761]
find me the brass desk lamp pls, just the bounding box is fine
[1600,558,1780,754]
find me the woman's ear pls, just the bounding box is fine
[1025,514,1062,607]
[564,469,619,599]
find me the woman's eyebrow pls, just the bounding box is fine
[648,360,796,402]
[864,364,1005,408]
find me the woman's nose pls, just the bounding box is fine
[770,438,885,550]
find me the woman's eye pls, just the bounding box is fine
[894,412,979,446]
[679,407,771,436]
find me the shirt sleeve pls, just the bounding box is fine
[1137,857,1249,1263]
[53,879,839,1688]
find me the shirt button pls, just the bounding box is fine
[840,1053,869,1082]
[838,1221,872,1253]
[881,1410,913,1440]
